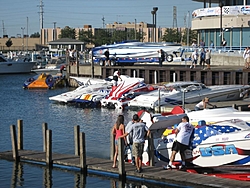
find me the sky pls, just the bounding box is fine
[0,0,214,37]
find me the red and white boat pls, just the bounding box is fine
[100,77,156,109]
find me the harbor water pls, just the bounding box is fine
[0,74,199,188]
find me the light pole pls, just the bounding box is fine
[151,10,155,42]
[21,27,25,51]
[153,7,158,43]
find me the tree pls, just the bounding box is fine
[182,28,198,46]
[162,28,182,43]
[59,26,76,39]
[30,32,40,38]
[78,29,94,44]
[5,38,13,49]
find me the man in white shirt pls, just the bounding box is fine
[190,49,199,69]
[163,115,194,170]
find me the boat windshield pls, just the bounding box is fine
[164,82,204,92]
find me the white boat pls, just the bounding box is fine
[73,88,111,108]
[32,63,66,75]
[49,81,112,103]
[186,107,250,125]
[126,110,250,169]
[128,81,250,110]
[0,54,36,74]
[100,78,156,109]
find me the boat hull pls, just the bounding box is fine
[0,61,36,74]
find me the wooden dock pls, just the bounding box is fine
[1,121,250,187]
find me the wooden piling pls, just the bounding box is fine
[17,119,23,150]
[80,132,87,174]
[118,138,125,180]
[42,123,48,152]
[238,106,242,111]
[10,125,19,161]
[110,128,115,160]
[148,132,155,166]
[74,125,80,156]
[232,104,236,109]
[46,129,52,167]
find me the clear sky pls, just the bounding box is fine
[0,0,214,37]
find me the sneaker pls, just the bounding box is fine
[163,165,173,170]
[135,168,141,173]
[189,65,193,69]
[179,165,186,170]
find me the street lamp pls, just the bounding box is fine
[153,7,158,43]
[151,10,155,42]
[21,27,25,51]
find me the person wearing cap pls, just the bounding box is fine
[194,97,216,111]
[163,115,194,170]
[119,114,150,173]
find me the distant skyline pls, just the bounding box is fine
[0,0,216,37]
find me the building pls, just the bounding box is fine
[191,0,250,50]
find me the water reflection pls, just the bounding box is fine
[11,162,24,187]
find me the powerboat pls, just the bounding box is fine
[49,82,112,103]
[23,73,65,89]
[73,89,111,108]
[0,54,36,74]
[32,63,66,75]
[186,107,250,125]
[125,110,250,170]
[100,78,156,109]
[128,81,250,110]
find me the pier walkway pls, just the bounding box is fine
[1,149,250,188]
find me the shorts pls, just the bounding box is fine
[132,142,144,157]
[192,59,197,64]
[205,59,210,65]
[105,57,110,61]
[171,141,189,153]
[115,139,118,145]
[247,57,250,63]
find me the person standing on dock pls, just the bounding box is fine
[199,48,206,69]
[204,49,211,70]
[163,115,194,170]
[104,49,110,66]
[190,49,199,69]
[111,115,126,168]
[120,114,150,173]
[158,49,165,67]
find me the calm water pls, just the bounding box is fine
[0,74,196,188]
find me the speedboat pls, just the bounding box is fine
[73,89,111,108]
[186,107,250,125]
[0,54,36,74]
[49,82,112,103]
[125,110,250,169]
[100,78,156,109]
[23,73,65,89]
[32,63,66,75]
[128,81,250,110]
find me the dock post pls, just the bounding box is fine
[42,123,48,152]
[46,129,52,167]
[118,138,125,180]
[10,125,19,161]
[148,132,155,166]
[238,106,242,111]
[80,132,87,174]
[17,119,23,150]
[74,125,80,156]
[158,88,161,113]
[232,104,236,109]
[110,128,115,160]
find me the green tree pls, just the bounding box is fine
[30,32,40,38]
[182,28,198,46]
[162,28,181,43]
[5,38,13,49]
[59,26,76,39]
[78,29,94,44]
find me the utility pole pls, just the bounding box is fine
[102,16,105,28]
[38,0,44,44]
[187,11,190,47]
